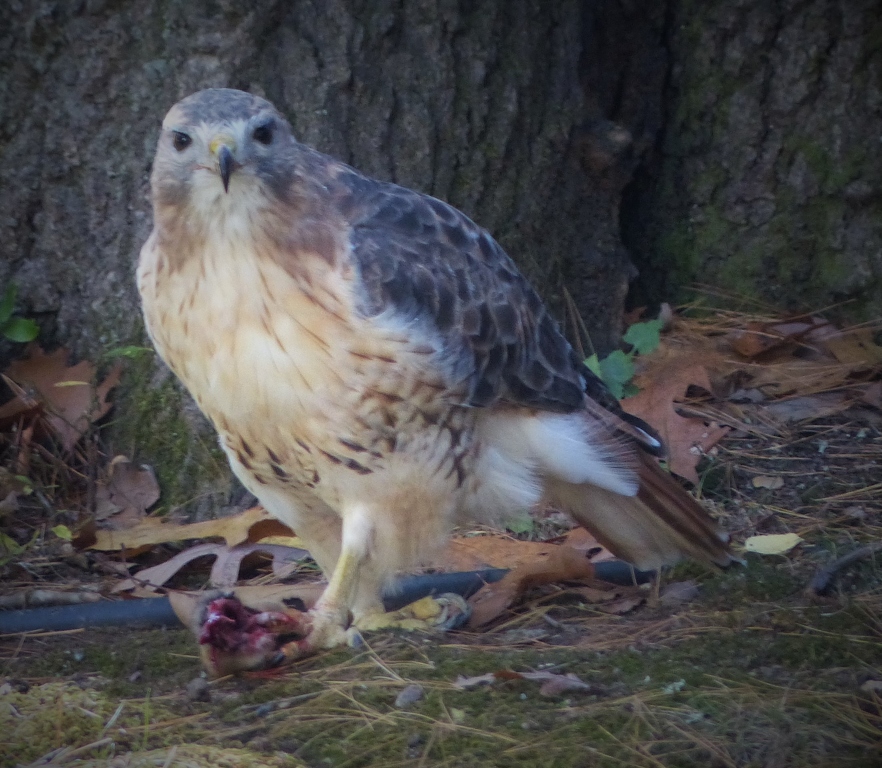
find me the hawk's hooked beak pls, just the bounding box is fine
[209,136,236,194]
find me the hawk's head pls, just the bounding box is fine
[151,89,300,223]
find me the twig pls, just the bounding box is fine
[806,541,882,596]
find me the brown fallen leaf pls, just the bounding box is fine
[467,545,595,628]
[763,392,851,423]
[436,535,562,572]
[822,329,882,367]
[90,506,299,552]
[570,585,623,603]
[94,457,161,528]
[729,316,833,359]
[561,527,609,558]
[659,580,700,606]
[594,595,645,615]
[622,363,729,484]
[4,346,121,451]
[859,381,882,409]
[113,541,310,592]
[568,583,647,613]
[0,374,41,428]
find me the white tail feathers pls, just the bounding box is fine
[479,411,639,496]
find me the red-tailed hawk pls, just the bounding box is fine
[138,89,731,670]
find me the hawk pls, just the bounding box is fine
[138,89,731,668]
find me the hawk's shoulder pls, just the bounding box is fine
[327,166,592,413]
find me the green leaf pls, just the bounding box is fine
[0,530,24,556]
[584,353,602,378]
[0,284,15,324]
[598,350,635,400]
[505,513,535,535]
[621,381,640,399]
[1,317,39,342]
[14,475,34,495]
[623,319,663,356]
[51,524,73,541]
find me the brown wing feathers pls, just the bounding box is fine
[548,449,732,571]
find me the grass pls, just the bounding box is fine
[3,569,879,766]
[1,308,880,766]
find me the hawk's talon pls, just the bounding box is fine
[353,593,470,634]
[431,593,471,630]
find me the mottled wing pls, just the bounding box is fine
[341,177,582,410]
[338,171,658,450]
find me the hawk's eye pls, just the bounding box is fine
[172,131,192,151]
[252,123,273,145]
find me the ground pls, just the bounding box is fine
[1,312,881,767]
[2,411,881,767]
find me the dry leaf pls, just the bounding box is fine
[622,363,729,483]
[822,329,882,367]
[751,475,785,490]
[467,545,595,627]
[90,506,299,552]
[764,393,851,423]
[744,533,803,555]
[594,595,645,615]
[659,580,700,606]
[858,381,881,410]
[113,541,310,592]
[436,535,561,572]
[570,585,623,603]
[729,317,833,359]
[5,346,121,451]
[453,672,497,690]
[94,458,161,527]
[522,671,594,696]
[562,527,610,558]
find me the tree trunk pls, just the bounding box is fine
[625,0,882,320]
[1,0,654,512]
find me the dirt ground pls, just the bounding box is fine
[2,306,882,767]
[1,408,881,768]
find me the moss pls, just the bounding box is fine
[5,579,879,768]
[782,135,865,195]
[4,628,198,693]
[109,352,230,514]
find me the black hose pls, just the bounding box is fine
[0,561,653,634]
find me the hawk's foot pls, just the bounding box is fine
[354,593,471,633]
[277,607,359,663]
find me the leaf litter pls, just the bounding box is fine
[1,306,881,766]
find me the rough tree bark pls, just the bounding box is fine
[0,0,655,512]
[625,0,882,318]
